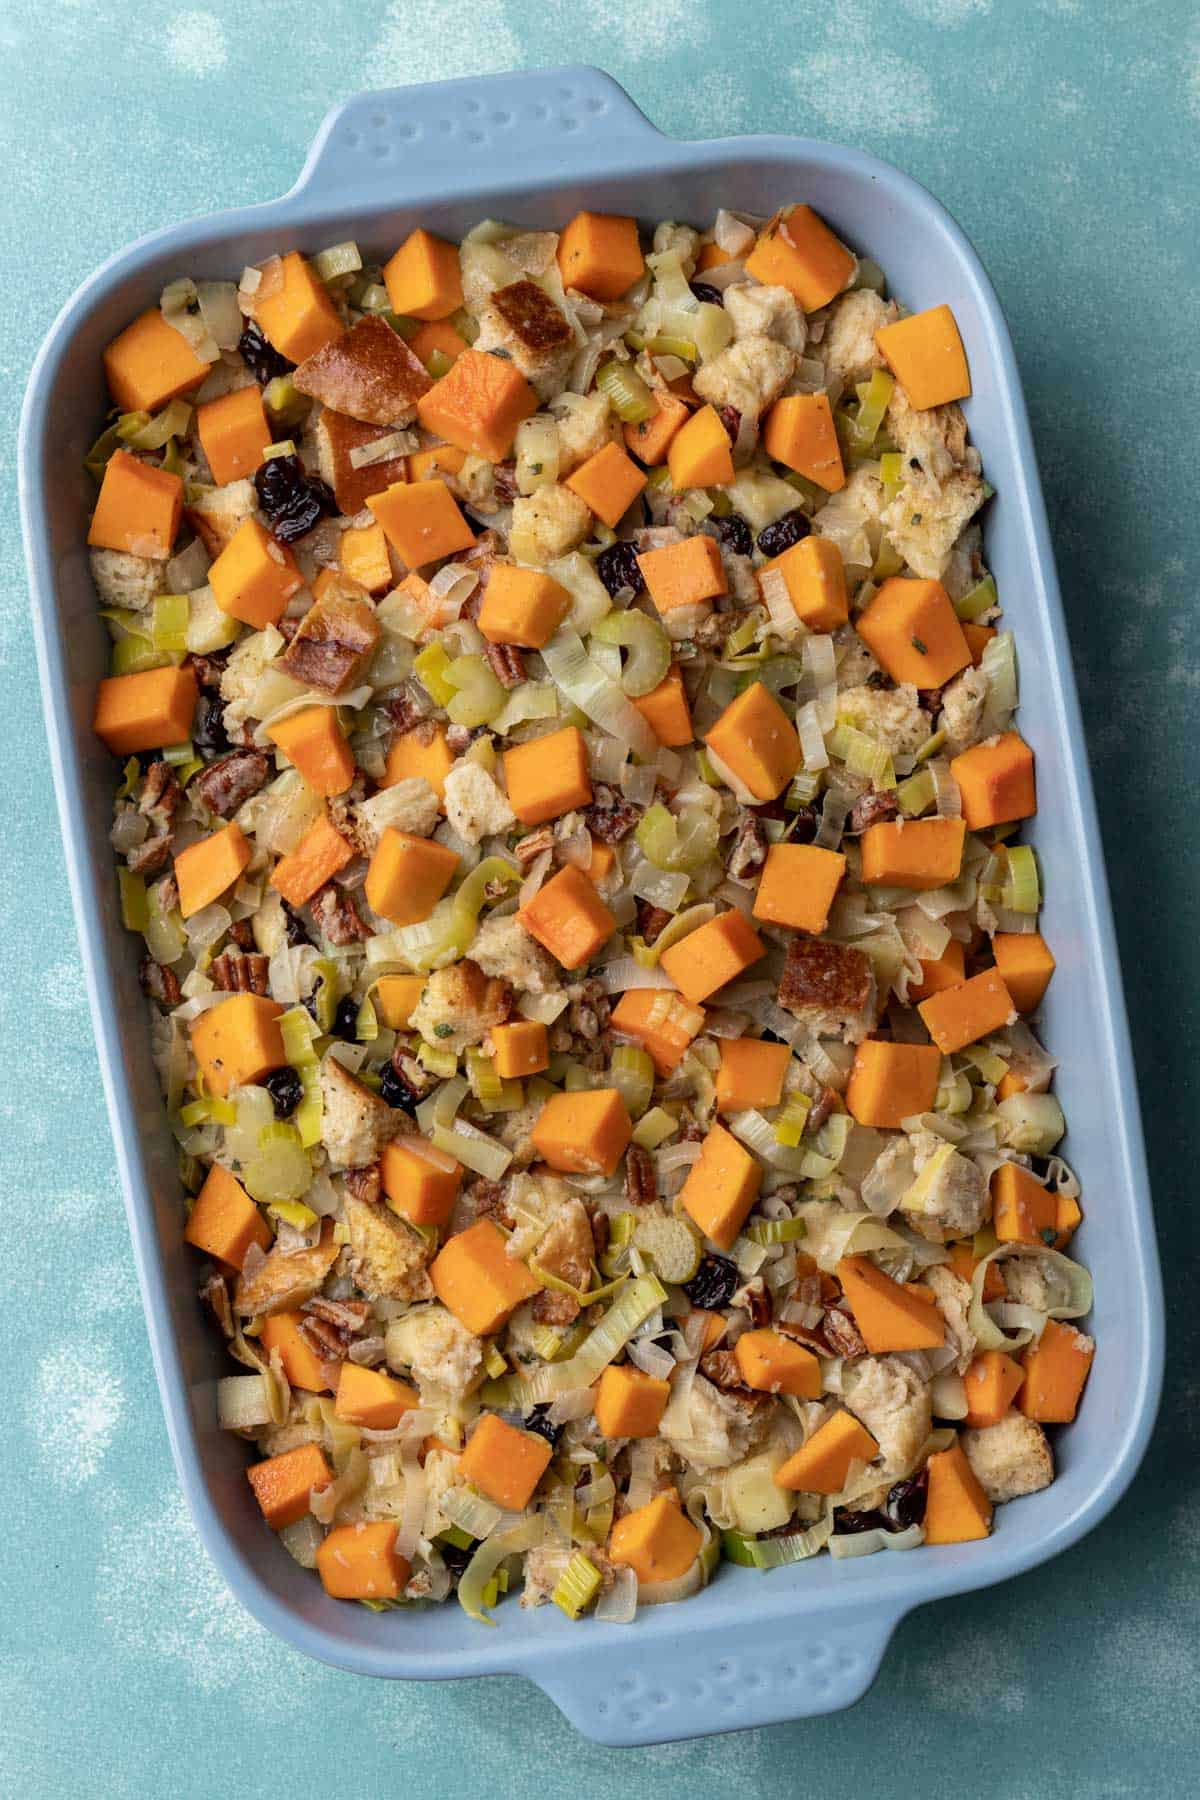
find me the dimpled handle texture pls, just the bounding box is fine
[294,66,661,202]
[535,1605,902,1746]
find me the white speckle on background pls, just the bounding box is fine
[1050,79,1085,115]
[1091,1615,1199,1735]
[917,1622,1030,1715]
[901,0,991,23]
[27,1342,124,1489]
[164,11,228,77]
[791,47,937,135]
[372,0,521,88]
[43,957,87,1011]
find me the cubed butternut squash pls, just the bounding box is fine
[531,1087,632,1177]
[247,1442,332,1530]
[103,308,209,413]
[460,1413,553,1511]
[519,864,616,970]
[856,576,971,689]
[267,708,356,799]
[197,385,271,486]
[637,534,728,612]
[254,252,346,363]
[763,393,846,491]
[715,1038,791,1113]
[367,478,476,569]
[610,989,706,1077]
[384,228,465,321]
[678,1121,762,1250]
[415,348,537,462]
[909,938,966,1002]
[753,843,847,933]
[918,968,1015,1055]
[381,1136,463,1228]
[566,439,648,527]
[93,665,197,755]
[407,442,468,483]
[991,1160,1079,1249]
[963,1351,1026,1428]
[557,211,645,300]
[190,993,286,1097]
[269,814,354,909]
[624,391,690,465]
[950,732,1036,830]
[477,565,571,648]
[259,1310,331,1393]
[490,1020,549,1079]
[88,448,183,560]
[175,820,251,918]
[502,724,592,826]
[962,621,996,666]
[735,1328,821,1397]
[339,520,393,595]
[335,1361,420,1431]
[373,973,426,1030]
[408,318,470,368]
[923,1440,993,1544]
[696,242,735,273]
[992,932,1055,1014]
[632,663,693,747]
[704,681,801,802]
[382,721,454,802]
[609,1488,701,1583]
[429,1218,541,1336]
[583,838,617,888]
[364,826,459,926]
[774,1411,881,1493]
[860,817,967,891]
[1019,1318,1094,1423]
[209,516,303,628]
[845,1038,941,1128]
[317,1520,410,1600]
[660,908,766,1005]
[837,1254,945,1352]
[875,304,970,410]
[184,1163,271,1270]
[761,533,848,630]
[667,404,735,489]
[948,1238,1006,1303]
[745,205,856,311]
[594,1364,671,1439]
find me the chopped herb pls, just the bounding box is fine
[910,512,923,524]
[911,636,928,654]
[1041,1226,1059,1246]
[530,462,542,474]
[434,1022,455,1039]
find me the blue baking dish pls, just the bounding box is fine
[20,65,1163,1745]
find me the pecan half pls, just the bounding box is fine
[636,901,672,946]
[185,651,228,690]
[623,1145,657,1206]
[484,641,525,689]
[700,1349,754,1393]
[848,789,900,834]
[514,827,555,864]
[192,749,270,819]
[727,812,767,881]
[467,1177,513,1230]
[211,948,270,995]
[343,1163,382,1206]
[138,760,180,835]
[732,1275,772,1328]
[584,783,641,844]
[532,1289,579,1327]
[126,834,172,877]
[822,1305,867,1361]
[139,956,181,1007]
[385,690,426,739]
[310,883,372,945]
[199,1272,234,1338]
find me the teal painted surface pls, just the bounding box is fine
[1,1,1196,1791]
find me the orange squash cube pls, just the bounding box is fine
[734,1329,821,1397]
[364,827,459,926]
[963,1351,1026,1429]
[860,817,967,891]
[489,1020,549,1080]
[745,205,856,311]
[624,391,690,465]
[367,478,475,570]
[594,1364,671,1439]
[184,1163,270,1270]
[705,681,801,802]
[335,1361,420,1431]
[502,725,592,826]
[992,932,1055,1014]
[660,908,765,1005]
[253,253,345,363]
[845,1039,941,1128]
[531,1087,632,1177]
[317,1520,410,1600]
[836,1254,945,1352]
[93,665,197,755]
[923,1440,992,1544]
[761,534,848,631]
[190,993,286,1097]
[775,1411,881,1493]
[762,393,846,491]
[696,242,735,272]
[103,308,209,413]
[259,1311,331,1393]
[373,973,426,1030]
[875,304,970,410]
[1019,1318,1094,1423]
[962,621,996,666]
[175,820,252,918]
[557,211,645,300]
[991,1161,1066,1247]
[909,937,966,1002]
[918,968,1014,1054]
[677,1121,762,1250]
[247,1442,333,1530]
[383,228,464,321]
[948,1238,1006,1302]
[381,1137,463,1229]
[381,721,455,803]
[88,449,183,559]
[609,1488,701,1583]
[209,516,303,628]
[406,442,468,483]
[856,576,971,689]
[409,318,470,367]
[460,1413,553,1511]
[266,813,353,924]
[416,348,537,462]
[339,520,393,595]
[632,663,693,747]
[477,565,571,648]
[267,709,356,799]
[637,534,728,612]
[667,404,735,489]
[430,1218,541,1337]
[753,843,846,933]
[610,988,706,1077]
[949,732,1036,830]
[583,838,618,888]
[197,385,271,486]
[715,1038,791,1113]
[565,440,648,527]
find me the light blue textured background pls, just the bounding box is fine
[2,2,1197,1794]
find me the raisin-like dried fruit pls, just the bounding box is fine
[717,405,742,444]
[192,694,228,755]
[886,1471,928,1530]
[713,511,753,557]
[380,1061,419,1113]
[238,320,293,385]
[833,1507,891,1535]
[683,1253,739,1310]
[756,508,811,558]
[596,539,644,599]
[438,1536,473,1575]
[254,454,337,544]
[332,996,360,1041]
[690,282,724,307]
[283,902,313,948]
[523,1404,563,1448]
[264,1065,303,1119]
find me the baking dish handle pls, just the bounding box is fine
[292,67,665,205]
[531,1602,904,1745]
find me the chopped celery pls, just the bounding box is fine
[646,334,697,360]
[355,994,379,1042]
[261,438,298,461]
[466,1048,504,1105]
[243,1124,311,1205]
[445,654,506,727]
[357,282,393,314]
[551,1552,602,1621]
[425,348,454,379]
[591,610,671,698]
[418,1038,459,1080]
[632,1106,677,1150]
[117,399,194,450]
[279,1006,320,1067]
[84,421,124,482]
[116,756,141,800]
[117,868,149,933]
[151,593,189,659]
[786,769,821,810]
[310,959,339,1033]
[879,452,904,501]
[269,1199,319,1231]
[609,1044,655,1119]
[483,1344,508,1380]
[845,368,894,454]
[530,1324,566,1361]
[635,802,719,872]
[912,729,946,767]
[1001,844,1041,913]
[962,1044,1009,1086]
[438,1525,474,1553]
[643,464,673,494]
[595,360,655,424]
[314,240,362,283]
[954,574,998,621]
[748,1214,807,1245]
[897,768,935,817]
[826,721,896,790]
[871,535,904,581]
[724,615,761,658]
[111,633,166,676]
[263,374,310,428]
[695,748,719,786]
[722,1529,761,1567]
[414,642,455,707]
[772,1095,812,1148]
[608,1211,636,1251]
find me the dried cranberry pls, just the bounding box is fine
[833,1507,891,1535]
[523,1404,563,1449]
[886,1471,928,1530]
[254,454,337,544]
[683,1253,739,1311]
[717,405,742,444]
[756,509,811,558]
[596,539,644,598]
[380,1061,419,1114]
[866,669,892,690]
[192,695,228,754]
[786,805,819,845]
[264,1065,303,1119]
[690,282,724,306]
[238,320,293,384]
[283,902,313,948]
[438,1536,473,1575]
[332,996,360,1041]
[713,512,753,558]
